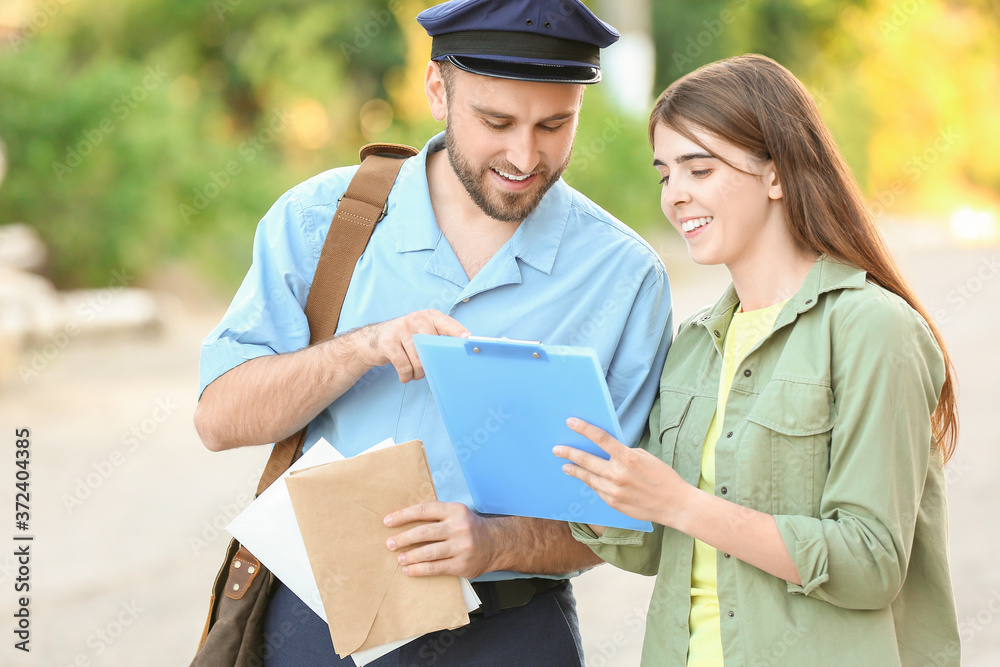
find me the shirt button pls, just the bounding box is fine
[714,330,721,338]
[724,553,731,559]
[743,369,751,377]
[805,298,814,305]
[720,486,728,495]
[728,611,735,618]
[726,431,733,438]
[462,298,470,303]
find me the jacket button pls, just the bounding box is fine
[726,431,733,438]
[720,486,728,495]
[728,611,735,618]
[714,330,721,338]
[805,298,813,305]
[724,553,731,559]
[743,369,751,377]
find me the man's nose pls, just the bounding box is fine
[505,130,540,174]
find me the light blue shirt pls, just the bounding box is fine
[199,133,673,575]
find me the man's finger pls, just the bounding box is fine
[384,342,414,383]
[396,540,454,565]
[401,559,455,577]
[384,501,449,528]
[386,521,449,551]
[400,335,424,381]
[430,311,471,339]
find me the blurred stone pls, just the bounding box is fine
[0,223,48,273]
[0,266,61,382]
[59,288,162,337]
[0,265,163,385]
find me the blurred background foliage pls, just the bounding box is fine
[0,0,997,290]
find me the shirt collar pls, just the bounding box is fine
[391,134,445,254]
[389,132,570,275]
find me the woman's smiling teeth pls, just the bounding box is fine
[681,216,713,232]
[493,168,530,182]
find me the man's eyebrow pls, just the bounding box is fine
[652,152,715,168]
[470,104,576,123]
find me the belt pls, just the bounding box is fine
[470,578,567,619]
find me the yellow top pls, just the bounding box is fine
[687,298,789,666]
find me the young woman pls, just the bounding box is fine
[554,54,960,666]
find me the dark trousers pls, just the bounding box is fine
[261,579,585,666]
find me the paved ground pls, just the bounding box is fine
[1,222,997,666]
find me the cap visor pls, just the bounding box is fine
[445,55,600,84]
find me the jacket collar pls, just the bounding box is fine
[692,255,868,355]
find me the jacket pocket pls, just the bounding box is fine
[656,389,692,468]
[745,380,833,516]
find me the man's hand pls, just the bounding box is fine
[358,309,470,383]
[384,502,500,578]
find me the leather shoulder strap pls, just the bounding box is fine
[255,142,417,495]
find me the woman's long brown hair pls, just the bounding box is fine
[649,54,958,461]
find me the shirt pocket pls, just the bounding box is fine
[744,380,833,516]
[656,389,692,468]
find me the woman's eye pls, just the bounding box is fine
[691,169,712,178]
[658,175,669,185]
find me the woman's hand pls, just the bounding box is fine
[554,417,695,528]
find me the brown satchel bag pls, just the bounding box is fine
[191,142,418,666]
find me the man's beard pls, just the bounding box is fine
[445,123,570,223]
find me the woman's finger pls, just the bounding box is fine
[552,444,608,473]
[566,417,629,457]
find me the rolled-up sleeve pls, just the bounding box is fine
[569,395,666,577]
[570,523,662,576]
[198,184,329,398]
[774,294,945,609]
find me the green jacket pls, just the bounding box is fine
[572,256,959,666]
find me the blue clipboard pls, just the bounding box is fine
[413,334,652,532]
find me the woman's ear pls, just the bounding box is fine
[425,61,447,122]
[766,164,783,200]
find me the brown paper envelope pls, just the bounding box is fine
[285,439,470,657]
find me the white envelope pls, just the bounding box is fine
[226,437,480,666]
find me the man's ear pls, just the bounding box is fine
[425,61,447,122]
